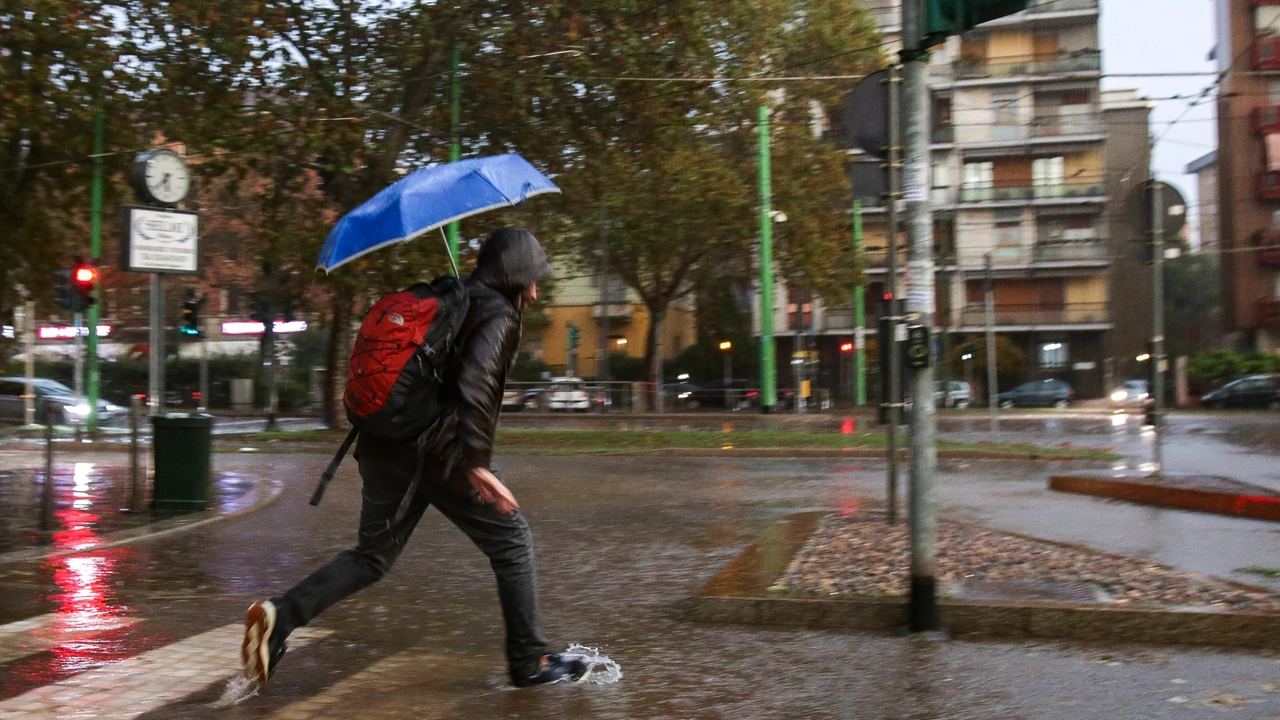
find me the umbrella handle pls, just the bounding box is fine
[440,227,460,278]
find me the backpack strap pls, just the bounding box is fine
[310,427,360,507]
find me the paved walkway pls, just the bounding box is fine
[0,417,1277,717]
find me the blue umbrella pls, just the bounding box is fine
[316,153,560,273]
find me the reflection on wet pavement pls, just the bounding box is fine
[0,417,1275,718]
[0,463,257,554]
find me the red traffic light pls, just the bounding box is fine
[840,342,854,353]
[74,266,97,285]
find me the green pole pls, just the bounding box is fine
[86,113,104,432]
[853,199,866,406]
[446,43,462,268]
[758,105,777,412]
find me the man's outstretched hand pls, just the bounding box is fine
[467,467,520,516]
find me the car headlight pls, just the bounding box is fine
[104,403,120,412]
[64,403,91,416]
[1110,390,1128,402]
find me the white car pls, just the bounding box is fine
[547,377,590,412]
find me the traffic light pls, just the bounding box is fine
[54,268,75,310]
[840,341,854,353]
[906,325,931,369]
[923,0,1030,48]
[249,291,270,324]
[71,257,97,311]
[567,323,580,351]
[181,297,201,336]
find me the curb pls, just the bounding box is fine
[1049,474,1280,522]
[598,447,1109,461]
[686,512,1280,649]
[0,476,286,566]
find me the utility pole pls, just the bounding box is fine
[447,42,462,265]
[885,65,902,525]
[73,311,84,401]
[984,253,999,435]
[758,105,777,413]
[902,0,939,634]
[86,113,104,433]
[853,199,867,406]
[1151,179,1165,472]
[21,298,35,425]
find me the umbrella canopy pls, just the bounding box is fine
[316,153,560,273]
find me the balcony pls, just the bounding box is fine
[1255,105,1280,134]
[960,182,1106,204]
[1257,171,1280,200]
[594,302,633,322]
[1260,298,1280,326]
[959,302,1109,327]
[1029,114,1104,139]
[954,50,1102,81]
[1032,241,1108,263]
[1254,37,1280,71]
[1259,231,1280,265]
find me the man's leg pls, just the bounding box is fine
[427,483,548,680]
[271,451,431,642]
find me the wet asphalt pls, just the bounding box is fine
[0,412,1279,717]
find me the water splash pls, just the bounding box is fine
[563,643,623,684]
[210,674,259,708]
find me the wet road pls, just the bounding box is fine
[0,415,1278,717]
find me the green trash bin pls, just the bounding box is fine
[151,413,214,512]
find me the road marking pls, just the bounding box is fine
[264,650,468,720]
[0,623,331,719]
[0,613,140,666]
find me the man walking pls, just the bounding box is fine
[241,228,588,689]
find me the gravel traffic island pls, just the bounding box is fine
[774,513,1280,613]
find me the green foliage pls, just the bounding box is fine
[1186,349,1280,387]
[606,352,649,382]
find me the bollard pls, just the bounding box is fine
[129,395,144,512]
[40,399,55,532]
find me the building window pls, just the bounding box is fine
[1032,156,1066,197]
[787,288,813,331]
[1039,342,1068,369]
[1258,6,1280,37]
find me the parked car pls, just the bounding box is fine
[1109,379,1151,408]
[0,377,124,426]
[934,380,973,409]
[661,381,701,410]
[1201,374,1280,410]
[997,379,1074,408]
[547,377,590,412]
[501,389,539,412]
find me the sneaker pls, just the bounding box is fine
[242,600,287,687]
[512,653,591,688]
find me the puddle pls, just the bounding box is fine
[563,643,623,684]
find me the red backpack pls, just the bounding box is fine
[311,276,470,520]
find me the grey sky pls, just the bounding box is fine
[1100,0,1218,241]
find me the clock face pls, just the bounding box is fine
[144,151,191,204]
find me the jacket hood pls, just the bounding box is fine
[468,227,552,299]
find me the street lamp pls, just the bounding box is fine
[719,341,733,409]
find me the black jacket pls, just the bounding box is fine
[447,228,551,472]
[356,228,549,483]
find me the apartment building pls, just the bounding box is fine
[523,262,696,379]
[759,0,1117,399]
[1215,0,1280,352]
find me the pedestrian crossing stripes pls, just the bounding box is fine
[0,613,139,666]
[0,622,332,719]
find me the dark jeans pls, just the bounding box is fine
[272,448,549,678]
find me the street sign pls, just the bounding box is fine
[119,206,199,274]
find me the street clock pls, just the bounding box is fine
[129,149,192,206]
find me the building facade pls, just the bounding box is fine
[1186,150,1219,253]
[1215,0,1280,352]
[763,0,1119,399]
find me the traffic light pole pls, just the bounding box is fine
[86,113,104,433]
[853,199,867,407]
[758,105,777,413]
[903,0,939,634]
